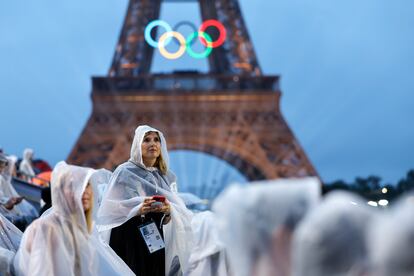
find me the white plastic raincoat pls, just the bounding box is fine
[13,161,134,276]
[0,213,22,275]
[185,211,231,276]
[367,194,414,276]
[18,149,35,177]
[292,191,375,276]
[97,125,193,275]
[90,168,112,210]
[213,177,321,276]
[0,156,38,225]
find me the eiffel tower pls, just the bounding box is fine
[67,0,318,182]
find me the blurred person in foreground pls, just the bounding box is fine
[186,210,232,276]
[13,161,134,276]
[213,177,321,276]
[0,153,38,229]
[292,191,376,276]
[97,125,193,275]
[178,193,229,275]
[367,194,414,276]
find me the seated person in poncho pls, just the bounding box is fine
[18,149,36,182]
[0,153,38,230]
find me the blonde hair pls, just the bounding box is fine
[155,154,168,175]
[84,185,94,233]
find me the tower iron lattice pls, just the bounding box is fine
[68,0,318,181]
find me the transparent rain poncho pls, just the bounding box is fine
[0,212,22,252]
[213,177,321,276]
[89,168,112,211]
[292,191,376,276]
[186,211,231,276]
[0,213,23,275]
[0,154,17,184]
[0,155,38,226]
[367,194,414,276]
[18,148,35,178]
[178,192,209,212]
[13,161,134,276]
[97,125,193,275]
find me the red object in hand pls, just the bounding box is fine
[152,195,166,202]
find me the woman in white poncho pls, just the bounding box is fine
[97,125,193,276]
[13,161,135,276]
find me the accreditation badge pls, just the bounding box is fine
[139,222,165,253]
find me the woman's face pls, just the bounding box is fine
[141,131,161,162]
[82,183,93,212]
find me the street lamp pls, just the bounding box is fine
[378,199,389,206]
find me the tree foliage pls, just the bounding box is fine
[323,169,414,202]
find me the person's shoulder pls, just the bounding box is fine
[114,161,140,172]
[20,216,52,244]
[111,162,147,184]
[21,215,63,253]
[25,214,53,232]
[165,170,177,182]
[122,161,151,175]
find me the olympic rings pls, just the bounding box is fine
[158,31,187,60]
[199,19,227,48]
[144,19,227,60]
[173,21,198,46]
[186,32,213,59]
[145,20,173,48]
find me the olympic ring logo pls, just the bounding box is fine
[144,19,227,60]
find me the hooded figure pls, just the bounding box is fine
[0,213,23,275]
[292,191,376,276]
[89,168,112,211]
[19,149,35,180]
[0,154,38,229]
[185,211,231,276]
[97,125,193,276]
[13,161,134,276]
[1,155,17,184]
[213,177,321,276]
[367,194,414,276]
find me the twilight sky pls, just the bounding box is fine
[0,0,413,186]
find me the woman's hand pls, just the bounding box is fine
[138,197,171,216]
[138,197,157,215]
[4,197,23,210]
[159,200,170,215]
[160,200,172,224]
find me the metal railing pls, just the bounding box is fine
[92,74,280,93]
